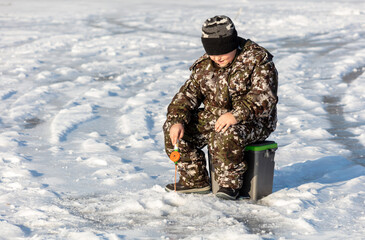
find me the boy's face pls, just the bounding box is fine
[209,49,237,67]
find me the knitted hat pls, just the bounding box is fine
[201,15,239,55]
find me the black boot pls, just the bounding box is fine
[216,187,239,200]
[165,180,211,194]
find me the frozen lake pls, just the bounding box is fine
[0,0,365,239]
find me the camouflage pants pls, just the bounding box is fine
[163,109,270,190]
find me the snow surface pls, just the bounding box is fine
[1,0,365,239]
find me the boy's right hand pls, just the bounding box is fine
[170,123,184,146]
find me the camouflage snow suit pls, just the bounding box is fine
[163,38,278,190]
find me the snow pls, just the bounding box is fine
[1,0,365,239]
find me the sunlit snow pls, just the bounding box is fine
[0,0,364,239]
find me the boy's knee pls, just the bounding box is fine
[216,125,247,147]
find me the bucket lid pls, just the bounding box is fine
[245,141,278,151]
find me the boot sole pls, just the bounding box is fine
[165,185,211,194]
[216,192,239,200]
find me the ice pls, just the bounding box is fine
[66,231,102,240]
[50,103,96,143]
[0,0,365,239]
[8,86,52,121]
[0,221,24,239]
[0,132,20,148]
[82,139,112,153]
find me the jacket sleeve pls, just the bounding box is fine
[166,69,204,127]
[231,53,278,123]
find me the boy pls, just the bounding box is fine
[163,15,278,200]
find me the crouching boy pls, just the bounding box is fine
[163,15,278,200]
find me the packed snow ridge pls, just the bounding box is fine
[0,0,364,239]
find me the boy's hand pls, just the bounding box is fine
[170,123,184,145]
[215,112,237,133]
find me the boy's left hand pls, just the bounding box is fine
[215,112,238,133]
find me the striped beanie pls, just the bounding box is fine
[201,15,239,55]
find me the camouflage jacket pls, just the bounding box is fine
[166,38,278,133]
